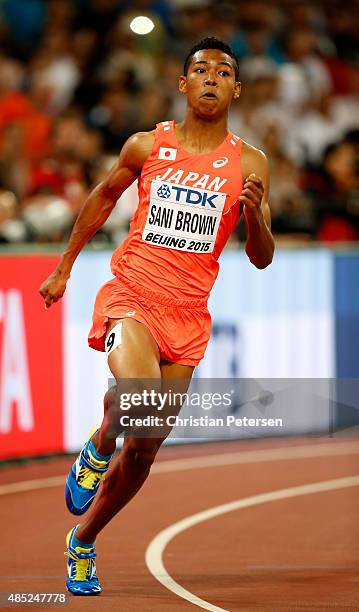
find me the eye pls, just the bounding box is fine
[195,67,206,73]
[219,70,230,77]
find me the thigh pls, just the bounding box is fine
[160,360,194,405]
[107,321,195,450]
[107,317,161,379]
[160,360,194,383]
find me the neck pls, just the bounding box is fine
[176,107,229,154]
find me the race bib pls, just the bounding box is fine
[141,180,227,253]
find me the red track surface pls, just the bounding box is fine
[1,437,359,611]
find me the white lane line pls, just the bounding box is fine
[0,440,359,496]
[151,440,359,473]
[0,476,65,495]
[145,475,359,612]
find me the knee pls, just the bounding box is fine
[112,379,162,417]
[104,385,117,413]
[103,382,141,419]
[123,440,161,472]
[105,380,162,438]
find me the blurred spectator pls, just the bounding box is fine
[232,1,284,63]
[306,139,359,242]
[278,27,332,114]
[0,55,26,132]
[270,151,316,240]
[0,123,29,198]
[27,114,92,217]
[326,5,359,62]
[330,65,359,133]
[21,195,74,242]
[0,188,26,242]
[133,86,171,132]
[229,57,288,148]
[28,28,80,114]
[287,93,344,165]
[88,87,133,151]
[169,1,212,57]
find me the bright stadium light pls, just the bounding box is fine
[130,16,155,35]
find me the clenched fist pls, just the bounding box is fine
[239,173,264,211]
[39,268,69,309]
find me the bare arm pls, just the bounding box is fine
[39,131,154,308]
[240,143,275,269]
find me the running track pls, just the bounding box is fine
[1,437,358,611]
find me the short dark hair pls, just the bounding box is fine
[183,36,240,81]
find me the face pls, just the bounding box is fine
[179,48,241,118]
[325,143,356,184]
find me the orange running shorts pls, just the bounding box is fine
[88,276,211,366]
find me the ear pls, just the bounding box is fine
[233,81,242,100]
[178,75,187,94]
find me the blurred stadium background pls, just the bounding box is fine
[0,0,358,459]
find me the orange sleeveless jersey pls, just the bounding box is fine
[111,120,243,300]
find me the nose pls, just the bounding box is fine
[204,70,218,86]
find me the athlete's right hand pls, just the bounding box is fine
[39,269,69,309]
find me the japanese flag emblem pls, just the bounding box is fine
[158,147,177,161]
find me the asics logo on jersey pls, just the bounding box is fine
[157,184,171,198]
[213,157,229,168]
[157,183,218,208]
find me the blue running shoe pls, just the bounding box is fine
[65,430,112,515]
[65,525,101,596]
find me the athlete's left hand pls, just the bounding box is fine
[240,174,264,211]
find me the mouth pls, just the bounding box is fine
[201,92,218,100]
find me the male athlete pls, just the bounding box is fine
[40,37,274,595]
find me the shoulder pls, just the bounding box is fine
[121,130,156,171]
[241,140,269,176]
[126,130,156,153]
[240,140,270,201]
